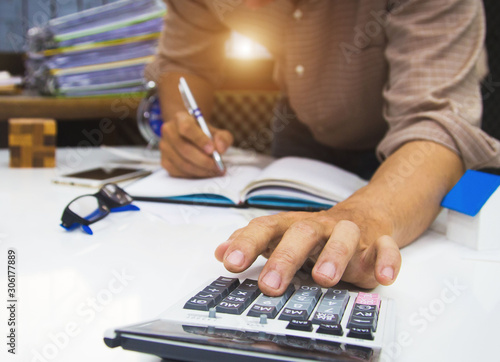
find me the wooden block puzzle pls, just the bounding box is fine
[9,118,57,168]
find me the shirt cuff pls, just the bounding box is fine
[377,116,500,169]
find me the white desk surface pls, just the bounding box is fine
[0,146,499,362]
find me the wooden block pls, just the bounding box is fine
[8,118,57,168]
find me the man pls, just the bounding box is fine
[145,0,500,296]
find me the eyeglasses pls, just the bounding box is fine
[60,183,139,235]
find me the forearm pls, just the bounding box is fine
[354,140,464,247]
[157,71,216,122]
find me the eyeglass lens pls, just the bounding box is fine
[68,196,109,222]
[101,184,132,205]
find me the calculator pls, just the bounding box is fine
[104,276,395,361]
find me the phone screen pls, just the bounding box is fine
[63,168,142,180]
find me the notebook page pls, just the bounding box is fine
[241,157,367,203]
[126,165,262,204]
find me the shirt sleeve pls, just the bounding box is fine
[144,0,230,86]
[377,0,500,169]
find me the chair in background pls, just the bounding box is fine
[211,90,279,155]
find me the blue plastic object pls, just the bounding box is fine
[110,204,140,212]
[441,170,500,217]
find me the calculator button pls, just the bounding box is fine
[200,287,224,303]
[215,276,240,287]
[353,304,377,312]
[216,300,247,314]
[312,312,340,324]
[183,297,215,311]
[225,295,247,303]
[294,286,322,302]
[351,309,377,319]
[316,323,343,336]
[323,289,349,299]
[247,284,295,319]
[210,277,240,295]
[347,316,378,331]
[206,278,239,299]
[278,285,321,321]
[286,319,313,332]
[347,327,374,340]
[238,279,260,298]
[311,289,349,324]
[231,290,253,298]
[279,307,309,321]
[194,291,220,300]
[355,292,380,311]
[248,304,280,319]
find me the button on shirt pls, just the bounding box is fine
[146,0,500,169]
[293,8,303,20]
[295,64,304,77]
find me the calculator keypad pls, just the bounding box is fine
[183,276,382,342]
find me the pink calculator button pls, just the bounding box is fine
[355,292,381,307]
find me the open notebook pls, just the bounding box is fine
[126,157,368,210]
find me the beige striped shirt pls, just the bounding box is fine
[146,0,500,169]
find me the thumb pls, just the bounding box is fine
[374,235,402,286]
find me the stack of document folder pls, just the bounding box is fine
[25,0,165,97]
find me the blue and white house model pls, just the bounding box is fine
[441,170,500,250]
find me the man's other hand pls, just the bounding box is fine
[160,111,233,178]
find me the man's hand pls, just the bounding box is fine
[215,141,464,295]
[156,72,233,178]
[215,190,401,296]
[159,111,233,178]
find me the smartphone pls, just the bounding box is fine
[52,166,152,187]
